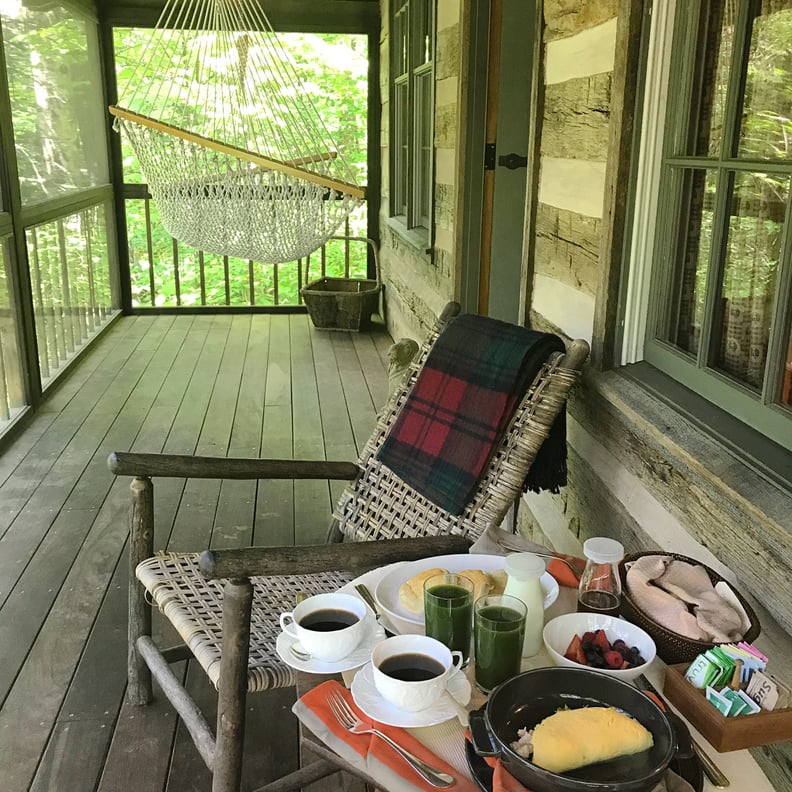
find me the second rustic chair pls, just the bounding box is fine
[108,302,589,792]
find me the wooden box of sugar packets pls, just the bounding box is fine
[663,663,792,752]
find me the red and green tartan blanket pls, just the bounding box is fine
[376,313,567,515]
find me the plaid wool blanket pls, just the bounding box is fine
[376,313,567,515]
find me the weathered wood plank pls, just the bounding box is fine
[255,315,295,547]
[0,498,128,792]
[331,333,380,452]
[214,314,271,549]
[291,314,335,546]
[29,557,128,791]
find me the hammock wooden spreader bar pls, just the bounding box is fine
[110,105,366,200]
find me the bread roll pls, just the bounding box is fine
[487,568,508,596]
[398,567,447,612]
[398,566,509,613]
[530,707,653,773]
[457,569,493,600]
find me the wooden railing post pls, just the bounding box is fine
[128,475,154,705]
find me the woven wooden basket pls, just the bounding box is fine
[618,551,761,665]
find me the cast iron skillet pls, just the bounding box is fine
[469,668,676,792]
[466,707,703,792]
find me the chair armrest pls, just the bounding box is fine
[198,535,472,580]
[107,451,359,481]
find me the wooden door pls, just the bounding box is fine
[459,0,539,322]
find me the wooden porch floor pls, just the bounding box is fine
[0,312,393,792]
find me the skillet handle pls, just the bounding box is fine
[468,709,499,757]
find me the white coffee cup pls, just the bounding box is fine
[279,592,367,662]
[371,634,463,712]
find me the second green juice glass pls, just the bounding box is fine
[473,593,526,692]
[423,572,474,662]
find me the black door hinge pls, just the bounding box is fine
[498,152,528,169]
[484,143,496,171]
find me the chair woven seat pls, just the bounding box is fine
[138,553,354,692]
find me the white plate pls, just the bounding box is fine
[374,553,559,634]
[276,616,385,674]
[351,662,472,728]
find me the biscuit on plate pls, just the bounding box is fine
[398,567,447,612]
[457,569,495,600]
[487,568,508,596]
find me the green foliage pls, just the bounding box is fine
[114,27,370,308]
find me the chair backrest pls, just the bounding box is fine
[334,302,589,544]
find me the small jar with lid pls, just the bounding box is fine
[576,537,624,616]
[503,553,546,657]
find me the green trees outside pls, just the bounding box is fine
[113,28,370,308]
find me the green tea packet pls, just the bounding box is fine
[686,653,721,689]
[704,647,736,688]
[706,685,733,716]
[720,688,752,716]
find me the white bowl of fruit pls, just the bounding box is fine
[543,612,656,682]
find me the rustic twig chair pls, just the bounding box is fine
[107,302,589,792]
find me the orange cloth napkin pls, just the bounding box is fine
[546,556,582,588]
[295,680,480,792]
[464,730,532,791]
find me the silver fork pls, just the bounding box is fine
[326,690,456,788]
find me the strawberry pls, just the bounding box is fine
[592,629,611,652]
[604,650,624,669]
[564,634,583,661]
[581,631,597,644]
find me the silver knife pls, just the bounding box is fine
[354,583,398,636]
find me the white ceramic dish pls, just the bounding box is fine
[542,611,656,683]
[276,615,385,674]
[374,553,559,635]
[351,661,471,727]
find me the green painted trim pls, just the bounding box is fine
[20,186,114,229]
[623,359,792,488]
[644,338,791,453]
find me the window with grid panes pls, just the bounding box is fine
[638,0,792,452]
[390,0,434,235]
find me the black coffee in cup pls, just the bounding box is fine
[378,652,446,681]
[298,608,359,632]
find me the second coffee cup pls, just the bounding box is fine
[371,634,463,712]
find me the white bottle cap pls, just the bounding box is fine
[582,537,624,564]
[504,553,546,580]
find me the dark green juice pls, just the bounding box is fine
[424,583,473,657]
[474,604,525,692]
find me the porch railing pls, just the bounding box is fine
[124,189,369,310]
[27,203,116,386]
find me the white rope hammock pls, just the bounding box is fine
[111,0,365,264]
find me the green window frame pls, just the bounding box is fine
[642,0,792,452]
[390,0,434,236]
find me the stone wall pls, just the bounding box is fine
[522,3,792,786]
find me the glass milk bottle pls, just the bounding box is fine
[503,553,546,657]
[576,537,624,616]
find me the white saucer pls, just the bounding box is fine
[276,617,385,674]
[350,662,472,728]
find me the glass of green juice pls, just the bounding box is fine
[473,594,527,693]
[423,572,474,662]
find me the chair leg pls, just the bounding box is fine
[128,475,154,705]
[213,578,253,792]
